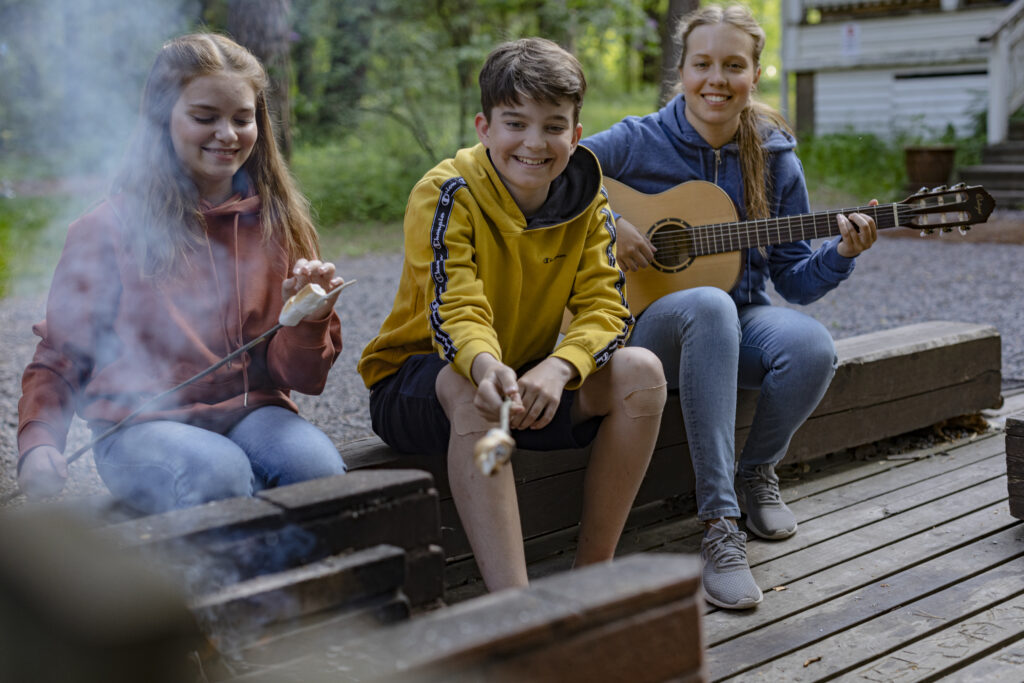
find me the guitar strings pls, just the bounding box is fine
[644,204,914,259]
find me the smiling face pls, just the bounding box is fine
[474,96,583,217]
[170,71,258,203]
[679,22,761,148]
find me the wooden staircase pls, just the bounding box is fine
[959,119,1024,209]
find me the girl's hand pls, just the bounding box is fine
[282,259,344,320]
[836,199,880,258]
[615,216,656,272]
[513,357,576,430]
[18,446,68,500]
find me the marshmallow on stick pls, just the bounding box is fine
[278,279,357,326]
[474,397,516,476]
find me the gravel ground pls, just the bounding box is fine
[3,221,1024,507]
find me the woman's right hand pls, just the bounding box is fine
[17,446,68,500]
[615,216,656,272]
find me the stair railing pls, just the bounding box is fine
[982,0,1024,144]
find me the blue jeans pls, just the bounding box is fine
[627,287,836,521]
[93,406,346,514]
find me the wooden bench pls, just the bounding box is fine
[338,320,1002,580]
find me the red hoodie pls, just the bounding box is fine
[17,194,342,467]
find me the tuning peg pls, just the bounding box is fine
[941,227,953,233]
[959,226,970,235]
[931,185,948,193]
[951,182,966,190]
[920,228,935,236]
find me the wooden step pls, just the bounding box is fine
[957,164,1024,208]
[982,140,1024,165]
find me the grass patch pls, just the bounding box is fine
[0,194,87,295]
[318,219,404,259]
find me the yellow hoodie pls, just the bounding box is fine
[358,143,633,389]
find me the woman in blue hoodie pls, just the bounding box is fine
[582,4,878,610]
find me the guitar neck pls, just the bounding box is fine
[692,203,906,256]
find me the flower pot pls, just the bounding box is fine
[904,145,956,189]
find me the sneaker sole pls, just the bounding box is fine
[744,516,798,541]
[703,588,763,610]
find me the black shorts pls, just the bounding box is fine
[369,353,602,457]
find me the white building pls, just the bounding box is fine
[781,0,1024,144]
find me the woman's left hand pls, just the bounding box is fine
[282,258,344,321]
[836,199,879,258]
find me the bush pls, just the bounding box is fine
[798,131,906,204]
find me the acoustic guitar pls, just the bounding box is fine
[604,177,996,315]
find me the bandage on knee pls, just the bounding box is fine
[452,401,494,436]
[623,382,667,418]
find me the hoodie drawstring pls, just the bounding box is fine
[204,211,250,407]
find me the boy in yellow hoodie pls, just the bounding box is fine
[358,38,666,591]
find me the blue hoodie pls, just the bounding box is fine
[582,94,855,307]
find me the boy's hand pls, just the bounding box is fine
[471,353,524,422]
[513,357,577,431]
[836,199,879,258]
[615,216,656,272]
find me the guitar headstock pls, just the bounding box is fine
[898,183,996,234]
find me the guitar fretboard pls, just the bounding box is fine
[684,203,908,257]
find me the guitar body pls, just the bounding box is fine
[606,177,744,315]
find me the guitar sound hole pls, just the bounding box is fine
[648,219,693,273]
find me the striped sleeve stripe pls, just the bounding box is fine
[593,206,634,368]
[427,177,468,362]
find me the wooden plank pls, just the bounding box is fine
[705,499,1017,644]
[940,641,1024,682]
[721,555,1024,681]
[256,470,435,521]
[704,517,1024,680]
[776,373,1001,463]
[237,554,705,682]
[748,454,1007,568]
[841,592,1024,682]
[617,437,1006,567]
[376,553,704,681]
[190,545,407,650]
[1008,431,1024,519]
[100,496,285,547]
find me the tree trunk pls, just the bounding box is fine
[227,0,293,159]
[659,0,699,107]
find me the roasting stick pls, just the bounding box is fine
[474,397,516,476]
[60,279,356,466]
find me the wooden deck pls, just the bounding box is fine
[445,393,1024,682]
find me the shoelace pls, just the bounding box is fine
[741,464,782,504]
[703,523,749,570]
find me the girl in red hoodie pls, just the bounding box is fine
[16,33,346,513]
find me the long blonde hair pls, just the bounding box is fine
[674,5,792,220]
[113,33,319,273]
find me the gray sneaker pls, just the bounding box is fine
[736,463,798,540]
[701,518,762,609]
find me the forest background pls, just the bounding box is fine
[0,0,985,296]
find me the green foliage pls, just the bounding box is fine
[798,131,906,204]
[0,194,88,294]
